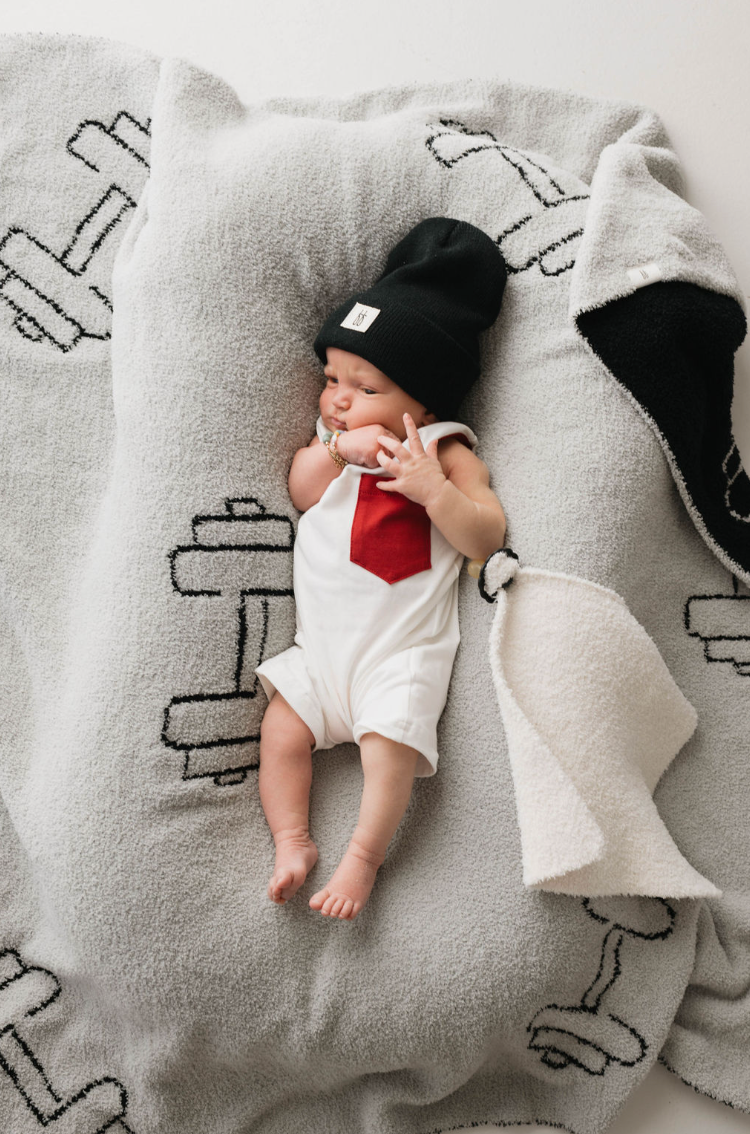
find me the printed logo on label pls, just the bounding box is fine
[341,302,381,332]
[627,262,663,289]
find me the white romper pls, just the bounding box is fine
[255,415,478,777]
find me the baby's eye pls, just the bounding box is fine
[326,377,338,385]
[362,388,377,395]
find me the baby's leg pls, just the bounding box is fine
[259,692,319,905]
[309,732,419,920]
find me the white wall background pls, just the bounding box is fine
[5,2,750,1131]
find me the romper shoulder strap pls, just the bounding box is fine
[412,419,478,452]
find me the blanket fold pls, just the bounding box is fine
[480,549,720,897]
[569,137,748,584]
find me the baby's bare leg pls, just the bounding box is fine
[259,692,319,905]
[309,732,419,920]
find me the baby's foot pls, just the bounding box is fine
[309,838,385,920]
[268,827,319,905]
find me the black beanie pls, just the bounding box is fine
[313,217,507,420]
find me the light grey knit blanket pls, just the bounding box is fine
[1,32,748,1134]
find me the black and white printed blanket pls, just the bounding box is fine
[0,32,748,1134]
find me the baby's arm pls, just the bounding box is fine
[288,436,340,512]
[375,417,506,560]
[288,425,401,512]
[428,440,506,561]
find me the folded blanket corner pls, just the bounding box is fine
[484,552,721,899]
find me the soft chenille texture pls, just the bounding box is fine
[0,32,748,1134]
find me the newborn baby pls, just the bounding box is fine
[255,217,507,920]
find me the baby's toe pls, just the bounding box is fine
[310,888,362,919]
[309,888,330,911]
[269,870,292,901]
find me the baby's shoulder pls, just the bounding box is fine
[436,432,481,467]
[436,435,490,491]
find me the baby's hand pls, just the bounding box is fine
[337,424,400,468]
[375,413,446,507]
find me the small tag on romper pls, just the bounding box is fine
[627,262,663,288]
[340,302,381,332]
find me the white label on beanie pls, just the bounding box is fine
[341,302,381,332]
[627,262,663,288]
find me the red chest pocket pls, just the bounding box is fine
[350,475,432,584]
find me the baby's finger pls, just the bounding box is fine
[403,413,424,452]
[378,435,407,458]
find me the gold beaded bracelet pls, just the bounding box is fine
[325,429,348,469]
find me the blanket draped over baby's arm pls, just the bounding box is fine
[0,33,748,1134]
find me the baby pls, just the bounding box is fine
[255,217,507,920]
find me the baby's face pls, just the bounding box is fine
[320,348,436,440]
